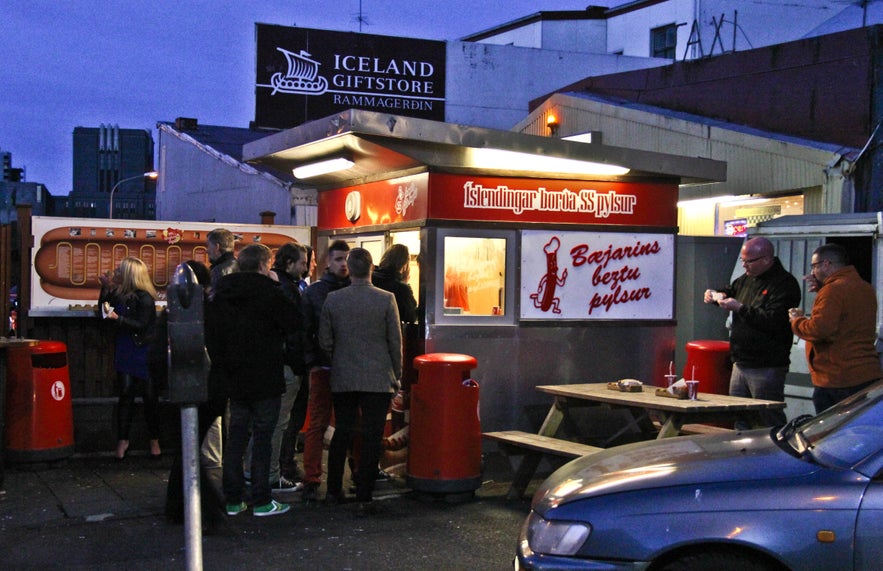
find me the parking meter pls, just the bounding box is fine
[167,263,210,404]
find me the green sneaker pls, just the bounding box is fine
[253,499,290,517]
[225,502,247,516]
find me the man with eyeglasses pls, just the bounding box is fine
[788,243,882,413]
[704,237,800,427]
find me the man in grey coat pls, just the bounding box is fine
[319,248,402,514]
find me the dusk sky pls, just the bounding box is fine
[2,1,616,196]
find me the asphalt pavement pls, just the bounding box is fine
[0,452,531,570]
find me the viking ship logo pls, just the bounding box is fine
[270,47,328,95]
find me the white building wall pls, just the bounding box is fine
[444,41,669,129]
[607,0,853,60]
[156,127,303,226]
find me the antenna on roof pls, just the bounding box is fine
[353,0,370,32]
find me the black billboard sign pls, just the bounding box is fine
[255,24,446,129]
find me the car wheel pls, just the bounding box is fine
[659,550,782,571]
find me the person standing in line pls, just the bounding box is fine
[209,244,300,517]
[265,242,308,493]
[789,243,882,413]
[281,245,316,482]
[704,236,801,427]
[99,257,161,459]
[300,240,351,504]
[319,248,402,515]
[203,228,239,473]
[371,244,417,325]
[206,228,238,298]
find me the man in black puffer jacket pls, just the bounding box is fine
[207,243,300,517]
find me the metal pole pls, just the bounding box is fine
[181,404,203,571]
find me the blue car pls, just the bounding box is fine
[516,380,883,570]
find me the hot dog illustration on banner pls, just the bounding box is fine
[530,236,568,313]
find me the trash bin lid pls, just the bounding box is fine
[685,340,730,352]
[413,353,478,368]
[33,340,67,354]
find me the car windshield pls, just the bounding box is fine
[796,381,883,469]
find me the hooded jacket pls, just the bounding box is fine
[371,266,417,324]
[207,271,300,401]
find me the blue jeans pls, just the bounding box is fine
[729,364,787,428]
[223,396,280,506]
[327,392,391,502]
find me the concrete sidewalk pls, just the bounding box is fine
[0,453,528,570]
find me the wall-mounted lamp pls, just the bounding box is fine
[546,114,560,137]
[292,157,355,179]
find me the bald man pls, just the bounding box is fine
[705,237,801,427]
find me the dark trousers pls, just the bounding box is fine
[327,391,391,502]
[813,378,880,414]
[223,396,280,506]
[116,372,161,440]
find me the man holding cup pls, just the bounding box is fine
[789,243,882,413]
[704,237,801,427]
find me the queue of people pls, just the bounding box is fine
[100,230,415,520]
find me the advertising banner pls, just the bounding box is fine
[30,217,310,315]
[317,173,429,229]
[520,230,675,320]
[429,174,678,227]
[255,24,446,129]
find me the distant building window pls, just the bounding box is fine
[651,24,677,59]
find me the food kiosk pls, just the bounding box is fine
[244,110,726,439]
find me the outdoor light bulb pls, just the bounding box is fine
[292,157,355,179]
[145,171,159,179]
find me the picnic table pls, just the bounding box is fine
[484,381,786,498]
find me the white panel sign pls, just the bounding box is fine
[520,230,674,320]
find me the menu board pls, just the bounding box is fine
[30,216,311,314]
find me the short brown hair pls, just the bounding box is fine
[346,248,373,278]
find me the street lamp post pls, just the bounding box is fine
[109,171,158,219]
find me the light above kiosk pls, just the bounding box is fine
[466,148,630,177]
[292,156,355,179]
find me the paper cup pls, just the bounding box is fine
[686,380,699,400]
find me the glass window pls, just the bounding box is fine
[651,24,677,59]
[442,236,507,317]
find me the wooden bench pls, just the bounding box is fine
[679,423,734,435]
[484,431,602,499]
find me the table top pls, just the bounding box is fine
[536,382,786,413]
[0,338,39,350]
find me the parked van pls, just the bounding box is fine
[744,212,883,417]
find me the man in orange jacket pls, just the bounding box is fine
[789,243,882,413]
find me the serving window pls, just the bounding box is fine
[435,229,515,324]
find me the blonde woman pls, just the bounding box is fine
[100,257,160,460]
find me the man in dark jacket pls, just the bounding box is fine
[206,228,238,298]
[300,240,350,503]
[208,243,300,517]
[705,237,801,427]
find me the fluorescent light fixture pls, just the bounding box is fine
[468,148,629,176]
[292,157,355,179]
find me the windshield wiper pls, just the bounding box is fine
[775,414,813,455]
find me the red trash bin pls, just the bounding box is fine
[407,353,482,498]
[4,341,74,462]
[683,340,732,395]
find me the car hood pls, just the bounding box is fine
[533,429,819,512]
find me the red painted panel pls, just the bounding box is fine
[427,173,677,227]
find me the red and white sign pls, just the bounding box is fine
[429,174,677,227]
[520,230,675,320]
[318,173,429,229]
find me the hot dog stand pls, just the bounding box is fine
[243,109,726,440]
